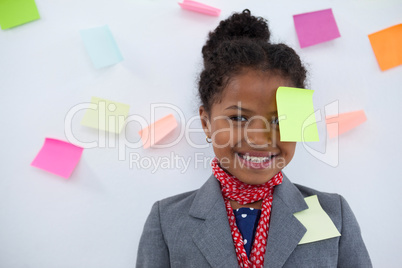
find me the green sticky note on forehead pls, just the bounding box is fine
[0,0,40,30]
[276,87,319,142]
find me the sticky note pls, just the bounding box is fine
[0,0,40,30]
[80,25,123,69]
[276,87,319,142]
[368,24,402,71]
[326,110,367,138]
[139,114,178,149]
[81,96,130,134]
[31,138,84,179]
[293,8,341,48]
[293,195,341,245]
[178,0,220,16]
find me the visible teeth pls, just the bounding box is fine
[241,154,273,163]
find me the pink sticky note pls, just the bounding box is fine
[31,138,84,178]
[326,110,367,138]
[139,114,178,149]
[178,0,220,16]
[293,8,341,48]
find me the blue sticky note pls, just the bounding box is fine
[80,25,123,69]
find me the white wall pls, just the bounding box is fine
[1,0,401,267]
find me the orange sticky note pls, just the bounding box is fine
[368,24,402,71]
[326,110,367,138]
[178,0,220,16]
[31,138,84,178]
[138,114,178,149]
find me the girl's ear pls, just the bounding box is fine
[199,106,211,138]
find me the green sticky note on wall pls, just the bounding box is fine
[276,87,319,142]
[293,195,341,245]
[81,97,130,134]
[0,0,40,30]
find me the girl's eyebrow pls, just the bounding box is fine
[225,105,253,113]
[225,105,277,115]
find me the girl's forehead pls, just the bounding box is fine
[219,70,292,107]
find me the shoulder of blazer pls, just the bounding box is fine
[293,182,342,205]
[292,182,344,230]
[158,188,198,211]
[158,174,220,218]
[293,182,339,198]
[156,174,217,224]
[157,188,198,224]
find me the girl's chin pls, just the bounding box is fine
[233,170,278,185]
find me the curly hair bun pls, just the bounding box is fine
[198,10,306,114]
[202,9,271,60]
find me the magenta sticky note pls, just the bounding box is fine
[293,8,341,48]
[178,0,220,16]
[31,138,84,179]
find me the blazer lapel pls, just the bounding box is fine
[190,175,239,268]
[263,174,309,268]
[189,173,309,268]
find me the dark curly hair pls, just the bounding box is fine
[198,9,307,114]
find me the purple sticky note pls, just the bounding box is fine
[31,138,84,179]
[293,8,341,48]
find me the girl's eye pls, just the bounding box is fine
[229,115,248,122]
[271,117,279,125]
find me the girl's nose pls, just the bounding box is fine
[246,131,272,148]
[244,119,274,148]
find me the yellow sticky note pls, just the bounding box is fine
[81,96,130,134]
[276,87,319,142]
[293,195,341,245]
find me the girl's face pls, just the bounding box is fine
[200,69,296,185]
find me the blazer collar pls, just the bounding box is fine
[189,173,308,268]
[189,175,239,267]
[263,173,308,268]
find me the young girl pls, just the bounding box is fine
[137,10,371,268]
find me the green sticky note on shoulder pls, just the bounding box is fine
[293,195,341,245]
[0,0,40,30]
[81,97,130,134]
[276,87,319,142]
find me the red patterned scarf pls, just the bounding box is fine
[211,157,283,268]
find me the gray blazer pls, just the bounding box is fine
[136,174,372,267]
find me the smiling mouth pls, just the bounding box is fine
[236,153,277,163]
